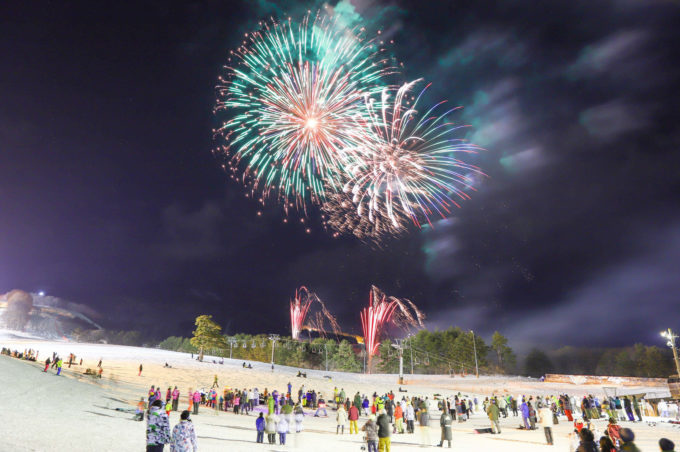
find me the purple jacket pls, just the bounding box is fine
[521,403,530,417]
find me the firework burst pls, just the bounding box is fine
[360,285,425,371]
[215,12,395,211]
[342,79,483,233]
[290,286,341,340]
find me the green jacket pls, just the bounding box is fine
[487,404,500,421]
[621,443,641,452]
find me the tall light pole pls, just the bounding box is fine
[392,340,405,384]
[269,334,279,372]
[410,337,414,375]
[471,330,479,378]
[228,338,237,360]
[324,343,328,372]
[661,329,680,377]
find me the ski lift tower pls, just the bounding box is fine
[392,340,406,384]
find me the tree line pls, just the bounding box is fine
[524,344,676,378]
[72,315,675,379]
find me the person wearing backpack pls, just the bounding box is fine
[362,415,379,452]
[487,399,501,434]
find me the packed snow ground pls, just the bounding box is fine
[2,336,679,451]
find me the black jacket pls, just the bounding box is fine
[377,414,391,438]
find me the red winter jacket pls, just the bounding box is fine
[349,406,359,421]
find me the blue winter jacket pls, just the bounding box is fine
[256,417,265,432]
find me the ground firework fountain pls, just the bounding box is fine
[289,286,341,340]
[360,285,425,372]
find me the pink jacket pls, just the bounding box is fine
[193,392,201,402]
[172,389,180,400]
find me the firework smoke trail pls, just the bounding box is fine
[321,191,407,245]
[343,79,483,232]
[290,286,341,340]
[215,12,396,211]
[360,285,425,371]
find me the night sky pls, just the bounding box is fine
[2,0,679,348]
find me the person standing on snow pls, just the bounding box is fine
[336,404,348,434]
[170,410,197,452]
[349,403,360,434]
[521,399,530,429]
[362,415,379,452]
[255,412,265,443]
[538,404,553,445]
[192,390,201,415]
[139,364,143,376]
[418,406,431,446]
[439,407,453,448]
[267,394,275,415]
[619,428,641,452]
[354,392,362,410]
[136,398,146,421]
[294,403,305,432]
[146,399,170,452]
[56,358,63,376]
[394,402,404,434]
[265,412,278,445]
[487,399,501,434]
[377,409,392,452]
[172,387,180,411]
[277,415,289,445]
[405,402,416,434]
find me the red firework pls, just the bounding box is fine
[360,286,425,369]
[290,286,341,340]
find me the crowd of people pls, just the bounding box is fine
[137,375,679,452]
[3,348,677,452]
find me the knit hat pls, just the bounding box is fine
[619,428,634,442]
[659,438,675,451]
[180,410,191,421]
